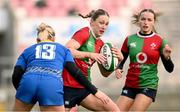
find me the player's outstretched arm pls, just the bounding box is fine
[65,61,110,104]
[65,61,97,94]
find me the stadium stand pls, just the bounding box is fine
[10,0,152,17]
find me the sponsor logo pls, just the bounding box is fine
[65,101,70,105]
[136,52,147,64]
[132,64,150,69]
[143,88,149,93]
[123,89,128,94]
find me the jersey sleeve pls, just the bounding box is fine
[64,49,75,63]
[160,38,168,54]
[72,27,90,46]
[15,52,27,70]
[121,37,129,53]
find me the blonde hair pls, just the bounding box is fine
[36,23,55,42]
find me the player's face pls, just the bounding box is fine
[90,15,109,38]
[138,11,155,34]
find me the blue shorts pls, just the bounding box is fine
[16,73,64,106]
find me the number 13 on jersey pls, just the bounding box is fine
[35,44,56,60]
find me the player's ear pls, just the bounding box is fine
[90,19,94,26]
[36,37,41,43]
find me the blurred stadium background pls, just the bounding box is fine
[0,0,179,111]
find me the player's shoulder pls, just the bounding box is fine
[149,33,165,42]
[24,44,37,51]
[154,33,164,39]
[154,33,161,37]
[72,27,91,44]
[78,27,90,32]
[130,33,137,37]
[127,33,137,38]
[74,27,90,36]
[123,33,137,43]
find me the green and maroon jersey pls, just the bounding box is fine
[63,27,104,88]
[122,32,167,89]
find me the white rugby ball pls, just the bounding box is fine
[100,43,118,71]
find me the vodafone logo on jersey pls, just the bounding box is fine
[136,52,147,64]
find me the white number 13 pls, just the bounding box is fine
[35,44,56,60]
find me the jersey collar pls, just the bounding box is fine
[89,27,98,39]
[39,40,54,43]
[137,31,155,38]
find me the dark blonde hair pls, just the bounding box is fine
[37,23,55,37]
[132,9,162,33]
[37,23,55,42]
[78,9,109,21]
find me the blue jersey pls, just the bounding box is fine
[15,42,74,106]
[16,42,74,72]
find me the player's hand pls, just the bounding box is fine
[115,69,123,79]
[111,47,124,62]
[89,53,106,64]
[163,44,172,60]
[95,90,110,104]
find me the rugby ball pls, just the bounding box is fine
[100,43,118,71]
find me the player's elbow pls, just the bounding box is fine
[166,65,174,73]
[167,67,174,73]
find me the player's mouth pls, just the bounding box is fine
[143,26,148,29]
[99,30,105,34]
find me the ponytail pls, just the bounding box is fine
[78,10,95,19]
[77,9,109,21]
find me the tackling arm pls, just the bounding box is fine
[12,66,25,90]
[65,61,97,94]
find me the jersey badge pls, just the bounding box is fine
[150,43,156,50]
[130,42,136,48]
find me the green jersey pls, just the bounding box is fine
[121,32,167,89]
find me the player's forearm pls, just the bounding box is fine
[161,54,174,73]
[12,66,25,90]
[69,48,91,59]
[117,51,128,69]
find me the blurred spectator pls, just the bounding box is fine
[67,7,78,16]
[34,0,47,8]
